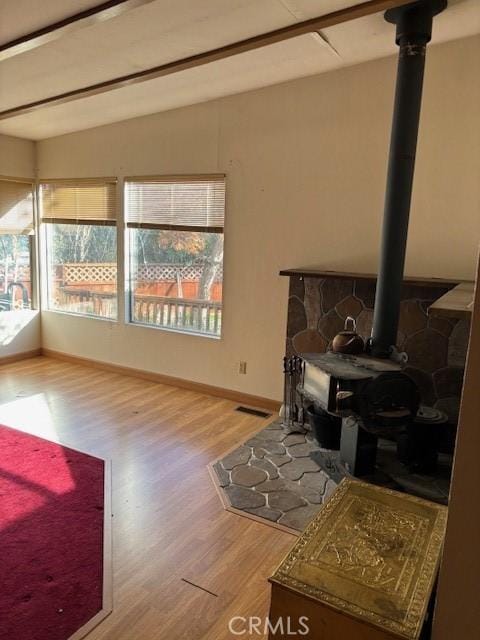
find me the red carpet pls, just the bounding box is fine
[0,425,105,640]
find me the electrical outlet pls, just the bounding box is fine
[239,361,247,375]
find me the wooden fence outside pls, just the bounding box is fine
[59,288,222,335]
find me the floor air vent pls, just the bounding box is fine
[235,406,271,418]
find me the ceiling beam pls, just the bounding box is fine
[0,0,413,122]
[0,0,157,63]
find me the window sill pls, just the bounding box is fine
[43,308,118,323]
[128,320,222,340]
[0,307,37,314]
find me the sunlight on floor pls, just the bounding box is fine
[0,394,78,530]
[0,473,46,528]
[0,393,58,441]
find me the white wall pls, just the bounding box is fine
[0,133,40,359]
[433,254,480,639]
[37,35,480,401]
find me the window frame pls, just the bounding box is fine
[124,174,226,339]
[0,175,37,313]
[39,178,119,321]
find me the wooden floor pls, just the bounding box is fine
[0,356,295,640]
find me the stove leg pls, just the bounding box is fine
[340,418,377,476]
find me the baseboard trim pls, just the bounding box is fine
[0,348,42,365]
[41,348,281,412]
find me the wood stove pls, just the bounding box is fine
[291,0,449,485]
[301,352,420,477]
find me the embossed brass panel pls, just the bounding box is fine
[270,479,447,639]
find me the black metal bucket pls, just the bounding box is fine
[397,406,448,473]
[306,405,341,450]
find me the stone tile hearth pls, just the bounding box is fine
[212,419,337,533]
[212,418,452,533]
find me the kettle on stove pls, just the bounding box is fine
[332,316,365,355]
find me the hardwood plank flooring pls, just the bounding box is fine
[0,356,295,640]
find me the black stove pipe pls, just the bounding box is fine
[370,0,447,358]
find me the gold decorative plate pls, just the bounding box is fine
[270,479,447,639]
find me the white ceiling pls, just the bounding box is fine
[0,0,478,140]
[0,0,102,43]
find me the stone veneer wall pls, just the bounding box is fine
[285,275,470,430]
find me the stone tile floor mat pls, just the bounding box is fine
[211,418,451,532]
[212,419,337,532]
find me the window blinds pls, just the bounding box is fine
[0,178,34,235]
[125,175,225,232]
[40,179,117,225]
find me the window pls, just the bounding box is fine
[125,175,225,336]
[40,179,117,319]
[0,178,35,312]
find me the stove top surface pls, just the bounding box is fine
[301,352,403,380]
